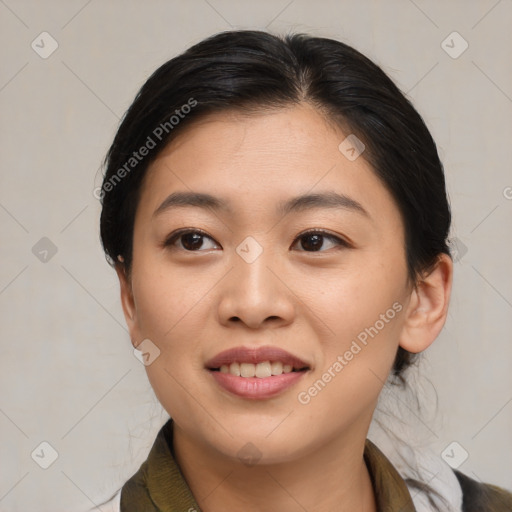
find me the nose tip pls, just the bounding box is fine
[218,255,295,329]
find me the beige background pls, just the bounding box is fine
[1,0,511,510]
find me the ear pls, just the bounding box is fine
[399,253,453,353]
[114,257,142,348]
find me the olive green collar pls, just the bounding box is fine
[121,418,416,511]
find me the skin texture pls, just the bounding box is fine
[116,103,453,512]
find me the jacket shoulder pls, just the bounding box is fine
[454,469,512,512]
[119,460,159,511]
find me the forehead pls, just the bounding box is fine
[156,104,344,172]
[136,104,402,231]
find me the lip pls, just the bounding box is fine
[205,345,310,400]
[204,346,310,370]
[209,371,307,400]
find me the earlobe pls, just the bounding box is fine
[114,259,141,347]
[398,253,453,354]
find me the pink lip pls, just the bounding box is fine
[205,345,310,400]
[209,371,307,400]
[204,346,309,370]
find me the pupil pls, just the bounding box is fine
[302,234,322,251]
[182,233,203,250]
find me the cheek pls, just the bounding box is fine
[307,260,403,335]
[132,255,206,338]
[306,260,405,383]
[298,288,404,420]
[130,255,217,385]
[131,263,212,416]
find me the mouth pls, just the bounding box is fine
[205,346,310,400]
[205,345,310,376]
[209,360,309,378]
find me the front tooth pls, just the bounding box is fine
[229,362,241,376]
[271,361,284,375]
[240,363,256,377]
[255,361,272,378]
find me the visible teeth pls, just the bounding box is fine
[240,363,255,377]
[230,362,240,376]
[255,361,272,378]
[218,361,299,378]
[271,361,283,375]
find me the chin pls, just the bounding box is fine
[202,420,308,460]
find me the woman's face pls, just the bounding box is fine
[120,103,417,463]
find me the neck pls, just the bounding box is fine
[172,424,377,512]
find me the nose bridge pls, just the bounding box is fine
[233,234,277,297]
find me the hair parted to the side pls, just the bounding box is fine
[99,29,451,383]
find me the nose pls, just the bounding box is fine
[216,243,295,330]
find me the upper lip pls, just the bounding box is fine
[205,346,310,370]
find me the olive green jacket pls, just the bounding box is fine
[113,419,512,511]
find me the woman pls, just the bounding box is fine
[97,30,512,511]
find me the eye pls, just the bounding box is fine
[164,229,220,252]
[163,228,349,253]
[292,229,349,252]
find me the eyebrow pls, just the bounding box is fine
[153,191,370,219]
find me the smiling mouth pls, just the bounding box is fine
[209,361,310,378]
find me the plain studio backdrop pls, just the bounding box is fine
[1,1,511,510]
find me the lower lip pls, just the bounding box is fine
[208,370,307,400]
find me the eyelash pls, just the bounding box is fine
[163,228,350,253]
